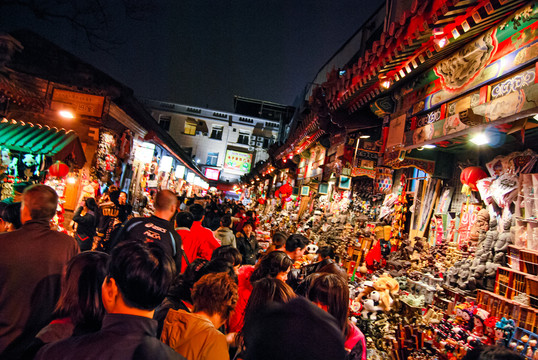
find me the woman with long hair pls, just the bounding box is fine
[72,197,98,251]
[228,251,293,334]
[22,251,109,358]
[235,278,296,359]
[307,273,366,360]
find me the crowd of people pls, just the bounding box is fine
[0,184,523,360]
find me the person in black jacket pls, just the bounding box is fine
[110,190,183,272]
[35,241,185,360]
[72,197,98,251]
[236,220,259,265]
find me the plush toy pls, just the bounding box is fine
[361,290,381,320]
[373,273,399,311]
[495,317,515,346]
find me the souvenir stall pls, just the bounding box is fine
[0,119,86,231]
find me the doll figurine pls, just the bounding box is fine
[483,316,498,345]
[461,308,474,332]
[472,308,489,338]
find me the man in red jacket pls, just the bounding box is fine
[179,205,220,270]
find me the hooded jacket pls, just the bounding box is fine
[161,309,229,360]
[214,227,236,248]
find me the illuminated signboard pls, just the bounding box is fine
[159,156,173,171]
[186,172,195,184]
[134,142,155,163]
[204,168,220,181]
[175,165,185,179]
[224,150,252,174]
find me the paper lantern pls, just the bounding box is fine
[48,161,69,178]
[460,166,487,192]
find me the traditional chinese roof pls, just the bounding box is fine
[325,0,529,113]
[0,118,86,167]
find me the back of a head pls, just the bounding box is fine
[211,245,242,267]
[243,297,346,360]
[462,346,524,360]
[318,245,334,259]
[272,232,287,248]
[176,211,194,228]
[23,184,58,221]
[307,273,349,334]
[250,251,293,283]
[155,190,177,211]
[56,251,109,329]
[189,203,205,221]
[3,202,21,229]
[192,272,238,320]
[245,278,295,315]
[85,197,98,213]
[109,241,175,310]
[220,214,232,228]
[285,234,309,252]
[196,258,238,284]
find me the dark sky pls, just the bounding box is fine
[1,0,385,112]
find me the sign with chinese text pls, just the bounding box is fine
[224,150,252,174]
[51,89,105,118]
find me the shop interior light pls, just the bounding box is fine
[59,110,75,119]
[380,79,391,89]
[359,134,371,139]
[534,114,538,121]
[423,144,436,149]
[67,176,76,184]
[470,132,490,145]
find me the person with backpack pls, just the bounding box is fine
[109,190,184,273]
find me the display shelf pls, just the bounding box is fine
[509,327,538,359]
[495,266,528,300]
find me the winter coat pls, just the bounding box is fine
[345,321,367,360]
[72,207,96,251]
[236,233,259,265]
[161,309,229,360]
[227,266,255,333]
[214,227,236,248]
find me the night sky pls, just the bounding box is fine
[1,0,385,112]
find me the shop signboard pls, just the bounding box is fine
[224,150,252,174]
[186,172,195,184]
[204,168,220,181]
[51,89,105,118]
[175,165,185,179]
[134,142,155,163]
[159,156,173,172]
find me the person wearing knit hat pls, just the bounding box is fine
[242,297,346,360]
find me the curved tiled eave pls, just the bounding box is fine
[327,0,529,113]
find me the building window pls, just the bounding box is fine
[238,131,250,145]
[184,118,197,136]
[206,152,219,166]
[210,126,223,140]
[263,138,270,149]
[158,115,171,131]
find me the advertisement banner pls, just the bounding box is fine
[224,150,252,174]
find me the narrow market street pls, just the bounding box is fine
[0,1,538,360]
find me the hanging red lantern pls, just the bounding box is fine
[48,161,69,178]
[460,166,487,192]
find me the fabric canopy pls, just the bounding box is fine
[0,119,86,167]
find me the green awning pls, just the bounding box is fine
[0,119,86,168]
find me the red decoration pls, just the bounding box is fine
[460,166,487,192]
[48,161,69,178]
